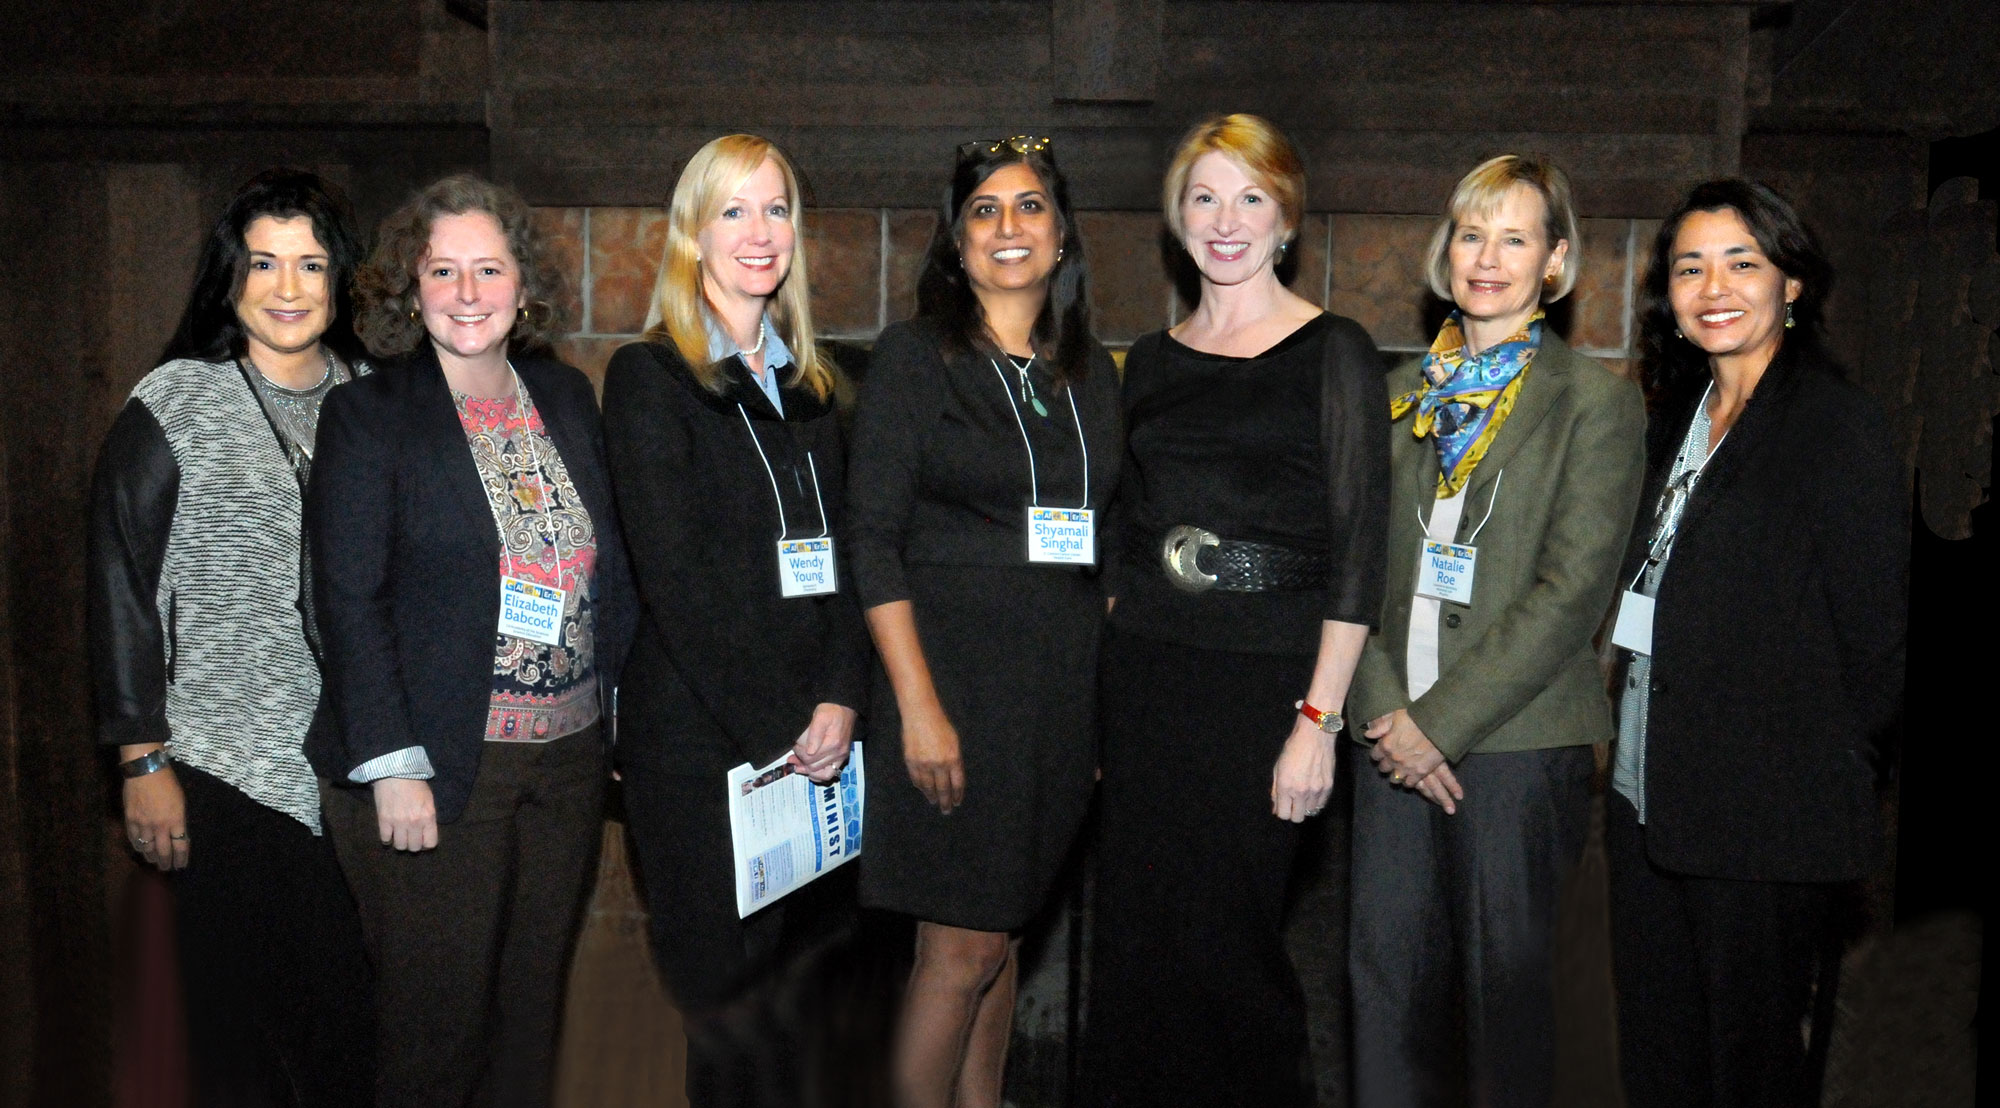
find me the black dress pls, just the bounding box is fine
[1080,313,1389,1107]
[845,318,1122,931]
[600,341,870,1010]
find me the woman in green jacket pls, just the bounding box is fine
[1345,153,1646,1108]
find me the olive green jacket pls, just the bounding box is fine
[1348,331,1646,761]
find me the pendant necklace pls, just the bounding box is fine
[1006,353,1049,417]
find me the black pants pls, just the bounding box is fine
[1605,794,1833,1108]
[1080,631,1315,1108]
[620,738,854,1108]
[324,727,607,1108]
[1348,744,1593,1108]
[172,762,373,1108]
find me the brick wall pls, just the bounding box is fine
[538,205,1652,388]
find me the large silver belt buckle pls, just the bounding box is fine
[1161,525,1221,593]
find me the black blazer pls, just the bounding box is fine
[305,346,637,824]
[601,341,869,771]
[1616,344,1905,883]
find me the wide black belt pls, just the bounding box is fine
[1152,525,1330,594]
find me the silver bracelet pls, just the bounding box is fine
[119,748,171,779]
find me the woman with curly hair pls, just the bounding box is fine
[306,173,636,1108]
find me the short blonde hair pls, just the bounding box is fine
[642,134,832,400]
[1161,114,1306,245]
[1424,154,1581,302]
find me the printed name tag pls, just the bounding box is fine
[1027,506,1096,565]
[499,575,566,645]
[1611,590,1655,655]
[777,537,838,598]
[1414,540,1477,605]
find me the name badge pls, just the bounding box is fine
[1414,540,1477,605]
[499,575,567,645]
[777,537,838,598]
[1611,590,1655,655]
[1027,506,1095,565]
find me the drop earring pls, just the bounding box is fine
[1784,302,1796,329]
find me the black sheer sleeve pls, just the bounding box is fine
[1320,318,1392,628]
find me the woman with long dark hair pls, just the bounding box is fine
[845,135,1121,1107]
[86,167,373,1106]
[307,174,636,1108]
[601,133,868,1106]
[1608,179,1904,1107]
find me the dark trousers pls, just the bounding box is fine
[1605,794,1833,1108]
[1080,631,1315,1108]
[172,763,374,1108]
[621,739,854,1108]
[1348,744,1593,1108]
[324,727,607,1108]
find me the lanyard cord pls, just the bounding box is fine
[738,404,829,540]
[987,358,1090,508]
[1632,382,1728,590]
[505,362,560,554]
[1414,470,1503,543]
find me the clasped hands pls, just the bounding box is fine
[1365,709,1464,815]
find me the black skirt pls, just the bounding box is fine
[857,562,1102,932]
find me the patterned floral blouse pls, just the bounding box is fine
[454,383,601,742]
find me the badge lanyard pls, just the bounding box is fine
[1613,382,1726,655]
[495,362,570,646]
[1412,471,1502,606]
[739,404,838,597]
[989,358,1095,565]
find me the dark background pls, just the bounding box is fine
[2,2,1994,1105]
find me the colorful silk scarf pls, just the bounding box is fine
[1390,310,1542,496]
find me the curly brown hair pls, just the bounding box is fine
[353,174,567,358]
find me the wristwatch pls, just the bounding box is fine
[1295,700,1344,735]
[120,749,172,778]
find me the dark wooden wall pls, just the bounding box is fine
[2,2,1994,1105]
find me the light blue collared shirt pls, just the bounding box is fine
[706,313,794,416]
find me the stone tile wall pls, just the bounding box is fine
[538,206,1650,388]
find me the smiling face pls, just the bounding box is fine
[417,210,524,369]
[1666,206,1802,370]
[957,161,1061,300]
[1446,183,1568,334]
[697,157,795,314]
[235,215,333,364]
[1178,151,1289,287]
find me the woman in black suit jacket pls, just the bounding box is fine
[1607,179,1905,1108]
[307,174,635,1108]
[601,134,868,1107]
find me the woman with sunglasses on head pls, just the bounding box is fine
[600,134,868,1107]
[308,174,636,1108]
[846,135,1121,1108]
[1078,113,1389,1108]
[88,167,374,1108]
[1608,179,1903,1108]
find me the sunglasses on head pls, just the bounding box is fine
[957,135,1053,159]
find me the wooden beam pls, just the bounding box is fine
[1051,0,1162,103]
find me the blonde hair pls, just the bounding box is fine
[1161,114,1306,245]
[1424,154,1581,302]
[642,135,832,399]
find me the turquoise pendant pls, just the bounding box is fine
[1030,396,1050,418]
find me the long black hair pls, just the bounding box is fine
[159,168,365,366]
[914,139,1095,385]
[1638,177,1835,398]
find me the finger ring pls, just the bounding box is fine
[133,837,151,846]
[1307,807,1323,816]
[1391,774,1404,784]
[169,832,188,841]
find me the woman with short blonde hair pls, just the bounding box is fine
[1080,113,1389,1106]
[603,133,868,1107]
[1345,152,1644,1107]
